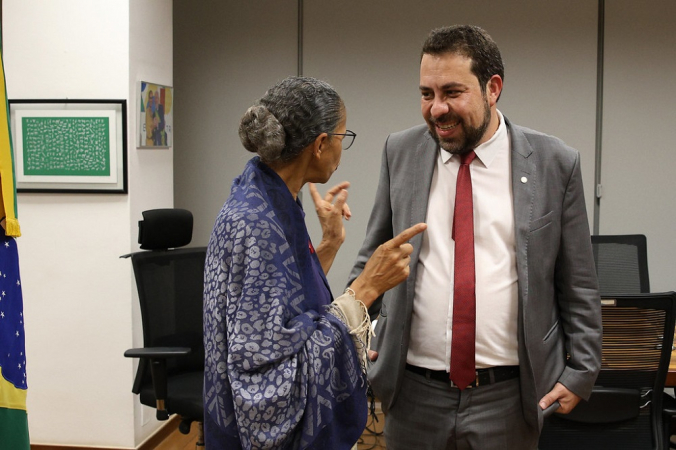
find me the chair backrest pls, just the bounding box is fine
[539,292,676,449]
[132,248,206,378]
[130,209,206,389]
[591,234,650,295]
[138,208,194,250]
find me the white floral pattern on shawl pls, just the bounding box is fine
[204,157,367,449]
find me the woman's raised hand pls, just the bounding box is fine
[309,181,352,274]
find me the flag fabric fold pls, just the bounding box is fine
[0,27,29,450]
[0,32,20,238]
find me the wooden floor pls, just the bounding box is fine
[153,422,201,450]
[158,404,386,449]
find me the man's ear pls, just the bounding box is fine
[486,75,503,105]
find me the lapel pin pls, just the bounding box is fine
[520,176,528,184]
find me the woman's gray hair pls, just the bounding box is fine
[238,76,344,163]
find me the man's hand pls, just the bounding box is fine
[539,382,581,414]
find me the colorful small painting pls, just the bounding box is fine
[139,81,173,148]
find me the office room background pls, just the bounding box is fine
[2,0,674,447]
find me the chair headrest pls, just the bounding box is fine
[138,209,193,250]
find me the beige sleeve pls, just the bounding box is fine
[327,292,373,372]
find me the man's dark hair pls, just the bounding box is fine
[422,25,504,98]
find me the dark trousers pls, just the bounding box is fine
[384,369,539,450]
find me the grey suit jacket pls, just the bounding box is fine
[348,118,602,431]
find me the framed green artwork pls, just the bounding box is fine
[8,99,127,193]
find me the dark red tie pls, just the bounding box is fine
[450,150,476,389]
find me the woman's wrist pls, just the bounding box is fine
[317,236,342,253]
[346,278,378,308]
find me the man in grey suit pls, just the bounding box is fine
[347,25,602,449]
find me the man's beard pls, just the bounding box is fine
[430,98,491,155]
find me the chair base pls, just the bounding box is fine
[196,421,205,449]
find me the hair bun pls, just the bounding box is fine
[238,104,286,161]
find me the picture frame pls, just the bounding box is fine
[138,81,173,148]
[8,99,128,194]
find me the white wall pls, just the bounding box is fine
[3,0,173,447]
[599,0,676,292]
[128,0,175,445]
[173,0,299,245]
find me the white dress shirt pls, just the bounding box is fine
[408,110,519,371]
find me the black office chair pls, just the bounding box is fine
[591,234,650,295]
[122,209,206,447]
[539,291,676,450]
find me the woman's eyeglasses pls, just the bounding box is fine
[327,130,357,150]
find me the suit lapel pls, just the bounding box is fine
[412,131,437,242]
[407,131,437,302]
[507,119,536,315]
[509,120,536,239]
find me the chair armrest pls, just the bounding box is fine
[124,346,192,420]
[663,393,676,449]
[124,347,192,359]
[663,392,676,417]
[557,387,640,424]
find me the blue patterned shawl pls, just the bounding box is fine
[203,157,367,449]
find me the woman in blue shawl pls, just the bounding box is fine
[203,77,425,449]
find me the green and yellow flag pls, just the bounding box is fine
[0,24,19,237]
[0,24,30,450]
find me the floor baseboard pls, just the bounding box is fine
[30,416,180,450]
